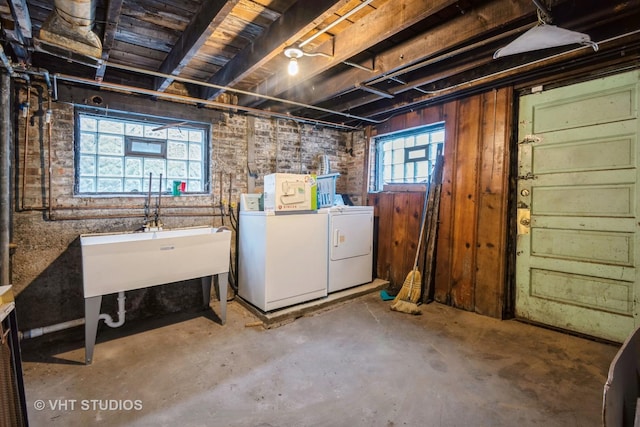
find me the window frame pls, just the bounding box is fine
[74,107,211,196]
[373,122,444,191]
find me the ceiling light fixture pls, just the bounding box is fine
[284,46,304,76]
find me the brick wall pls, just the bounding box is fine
[11,81,367,330]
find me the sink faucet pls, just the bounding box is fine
[142,172,163,231]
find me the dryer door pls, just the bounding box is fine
[330,212,372,261]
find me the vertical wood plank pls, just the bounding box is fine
[450,95,482,311]
[389,193,416,294]
[374,192,394,283]
[475,88,512,318]
[434,100,458,304]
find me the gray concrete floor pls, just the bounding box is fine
[21,292,617,427]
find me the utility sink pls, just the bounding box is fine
[80,226,232,364]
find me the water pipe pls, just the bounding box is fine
[98,291,126,328]
[21,291,127,339]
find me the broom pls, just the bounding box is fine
[390,180,430,315]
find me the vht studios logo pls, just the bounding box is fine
[34,399,143,411]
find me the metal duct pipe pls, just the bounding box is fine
[0,72,10,286]
[38,0,102,59]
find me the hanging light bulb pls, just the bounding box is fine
[284,46,304,76]
[288,57,299,76]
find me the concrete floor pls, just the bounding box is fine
[20,292,617,427]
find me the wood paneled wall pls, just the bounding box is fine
[369,87,512,318]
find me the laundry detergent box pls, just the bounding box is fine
[263,173,318,212]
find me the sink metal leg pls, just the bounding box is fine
[218,272,228,325]
[84,296,102,365]
[201,276,212,309]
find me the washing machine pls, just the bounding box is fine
[238,210,328,311]
[323,206,374,293]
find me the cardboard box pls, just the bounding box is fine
[263,173,317,212]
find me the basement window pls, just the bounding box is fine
[74,109,210,195]
[373,123,444,191]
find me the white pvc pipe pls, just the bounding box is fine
[21,318,85,339]
[21,291,127,339]
[99,291,126,328]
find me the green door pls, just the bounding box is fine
[516,70,640,342]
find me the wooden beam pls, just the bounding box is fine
[201,0,352,100]
[95,0,124,81]
[154,0,238,92]
[6,0,32,63]
[238,0,461,107]
[7,0,31,39]
[274,0,537,111]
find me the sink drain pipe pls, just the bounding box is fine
[98,291,126,328]
[21,291,126,339]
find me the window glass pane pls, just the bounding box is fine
[98,134,124,155]
[124,179,142,193]
[80,116,97,131]
[125,123,143,137]
[143,158,166,178]
[98,157,124,177]
[404,164,415,180]
[415,134,429,146]
[167,141,188,160]
[383,166,391,182]
[432,130,445,143]
[97,178,122,192]
[415,161,429,180]
[189,162,201,179]
[392,149,404,164]
[98,119,124,134]
[130,140,164,155]
[168,128,189,141]
[80,133,96,153]
[189,143,202,161]
[382,141,393,152]
[167,160,187,179]
[382,150,392,166]
[79,155,96,176]
[144,125,167,139]
[79,178,95,193]
[391,138,404,150]
[392,164,404,180]
[404,136,415,148]
[189,130,203,143]
[125,158,143,177]
[188,180,202,192]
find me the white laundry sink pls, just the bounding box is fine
[79,226,231,364]
[80,226,231,297]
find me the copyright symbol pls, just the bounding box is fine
[33,400,46,411]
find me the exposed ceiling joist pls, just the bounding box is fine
[201,0,353,101]
[154,0,238,92]
[282,0,537,110]
[95,0,125,81]
[238,0,461,108]
[5,0,31,63]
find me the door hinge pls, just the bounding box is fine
[519,135,541,144]
[517,172,537,180]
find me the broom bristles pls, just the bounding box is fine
[394,270,421,303]
[390,299,422,315]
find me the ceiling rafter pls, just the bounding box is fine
[5,0,32,63]
[237,0,461,108]
[274,0,537,113]
[154,0,238,92]
[95,0,125,82]
[200,0,353,101]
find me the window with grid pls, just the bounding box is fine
[75,109,210,195]
[374,123,444,191]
